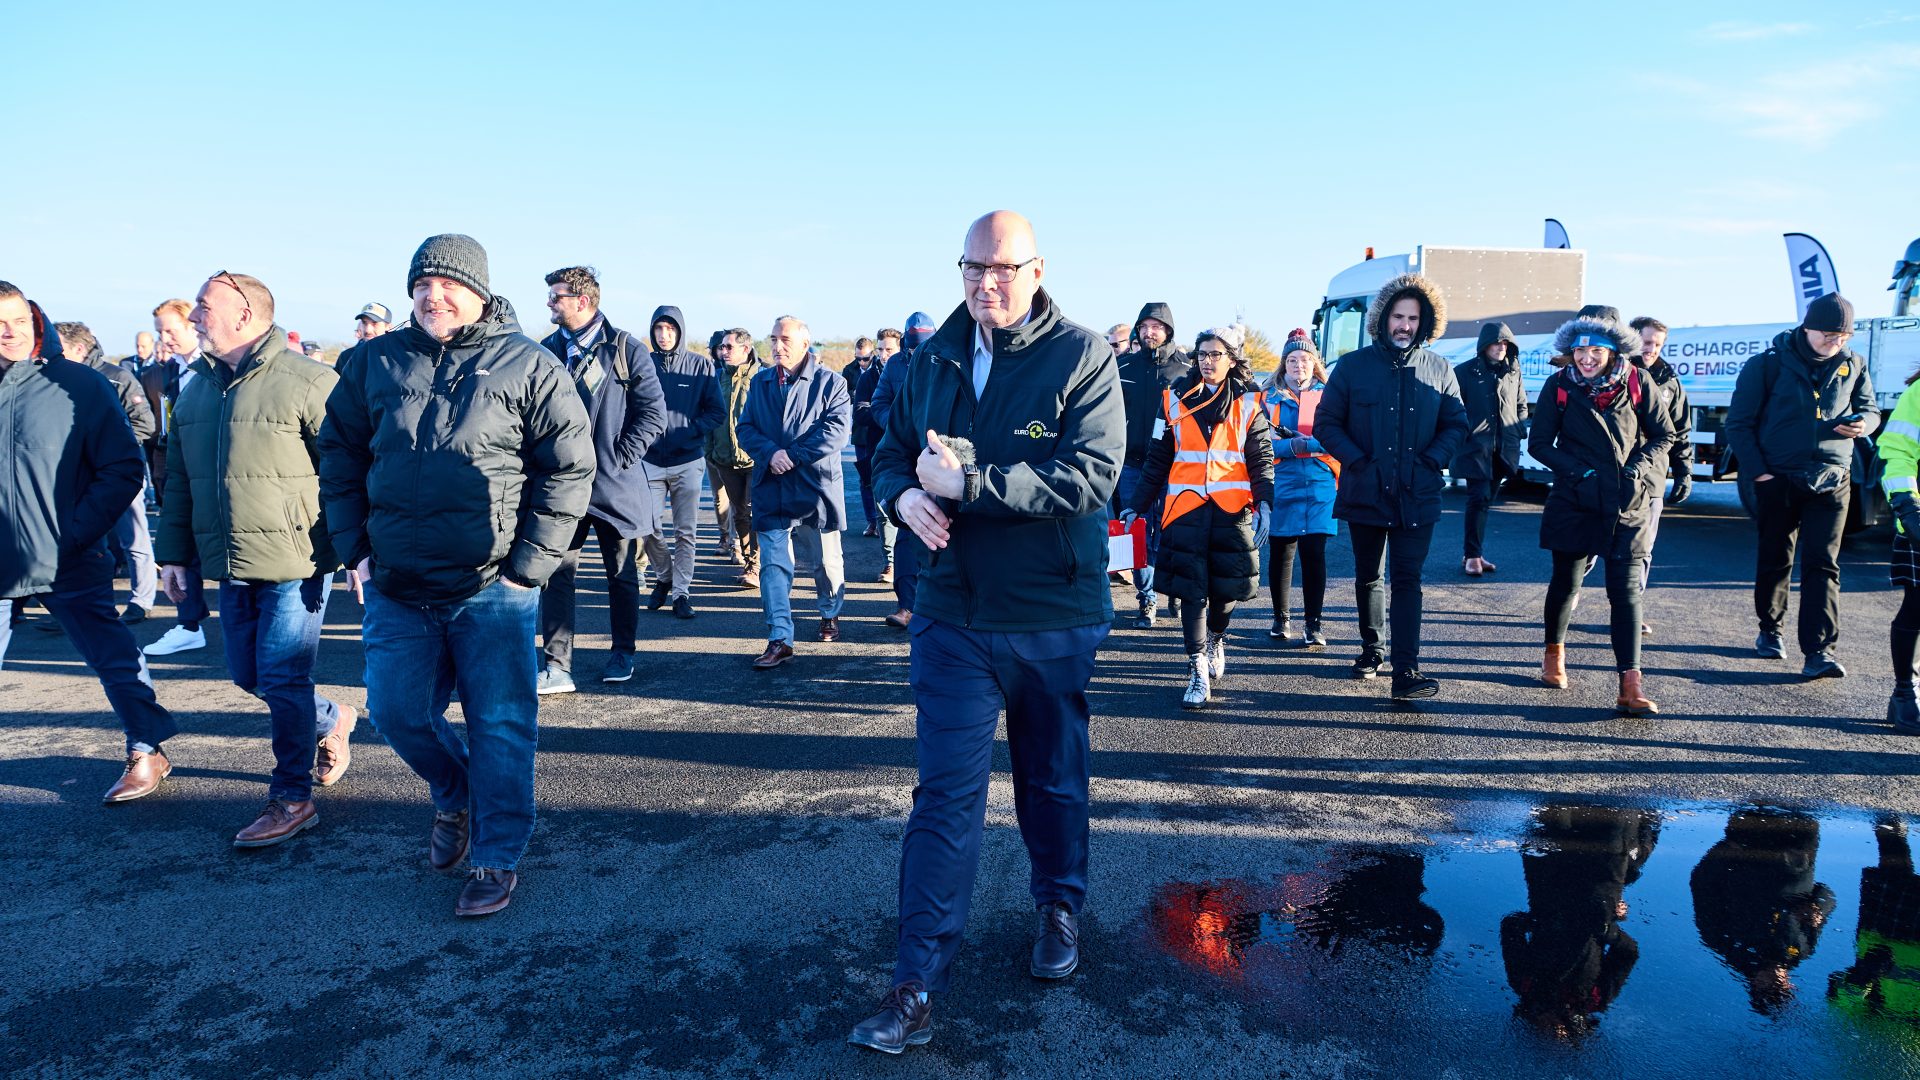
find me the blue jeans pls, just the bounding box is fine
[363,577,540,871]
[220,573,342,802]
[756,524,845,645]
[38,580,178,750]
[893,617,1107,991]
[1113,464,1159,603]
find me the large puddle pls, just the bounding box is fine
[1145,804,1920,1078]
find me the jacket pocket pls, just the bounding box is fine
[1054,520,1077,582]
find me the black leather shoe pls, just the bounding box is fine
[1351,652,1384,680]
[1031,902,1079,979]
[1890,689,1920,732]
[120,604,148,625]
[455,867,516,916]
[429,809,470,873]
[1802,651,1846,680]
[1391,669,1440,700]
[673,595,695,620]
[648,580,672,611]
[1755,630,1785,659]
[848,981,932,1054]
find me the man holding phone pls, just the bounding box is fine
[1726,292,1877,678]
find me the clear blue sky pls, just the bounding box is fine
[9,1,1918,354]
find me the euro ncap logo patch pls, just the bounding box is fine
[1019,420,1058,439]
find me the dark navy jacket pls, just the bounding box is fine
[1,303,146,597]
[540,314,669,538]
[736,356,852,532]
[641,305,726,468]
[871,290,1125,632]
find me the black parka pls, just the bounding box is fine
[1127,372,1275,604]
[1724,328,1877,483]
[1527,364,1675,561]
[1116,301,1192,468]
[1451,323,1526,482]
[318,297,594,605]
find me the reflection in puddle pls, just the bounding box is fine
[1145,804,1920,1077]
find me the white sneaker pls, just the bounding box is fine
[143,625,205,656]
[1182,654,1211,709]
[1205,632,1227,680]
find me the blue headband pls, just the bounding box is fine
[1571,332,1614,351]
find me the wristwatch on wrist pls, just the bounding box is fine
[962,463,981,504]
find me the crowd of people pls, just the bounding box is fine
[0,209,1910,1055]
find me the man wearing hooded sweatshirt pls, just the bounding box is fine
[55,322,158,623]
[1725,292,1877,679]
[851,211,1123,1055]
[319,234,593,917]
[1453,322,1525,577]
[1316,273,1469,701]
[640,305,725,619]
[868,312,937,628]
[1114,303,1191,626]
[0,282,179,802]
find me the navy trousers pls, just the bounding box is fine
[893,616,1106,991]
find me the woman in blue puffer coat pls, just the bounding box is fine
[1261,330,1339,648]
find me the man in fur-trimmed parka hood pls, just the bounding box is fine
[1315,273,1469,700]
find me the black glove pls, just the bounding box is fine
[1894,490,1920,540]
[1668,473,1693,506]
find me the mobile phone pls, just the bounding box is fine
[1835,412,1865,426]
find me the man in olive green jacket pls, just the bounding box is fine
[706,328,760,587]
[155,272,356,849]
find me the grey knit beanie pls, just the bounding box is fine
[408,234,491,300]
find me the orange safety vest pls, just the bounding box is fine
[1267,386,1341,482]
[1162,383,1260,527]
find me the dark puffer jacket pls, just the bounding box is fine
[318,297,595,605]
[1127,372,1275,603]
[871,290,1124,632]
[539,314,669,539]
[1,303,146,598]
[1452,322,1526,482]
[1527,317,1675,561]
[1316,274,1468,529]
[81,342,156,445]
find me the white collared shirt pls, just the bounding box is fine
[971,307,1032,400]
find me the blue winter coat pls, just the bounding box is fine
[539,316,669,539]
[1263,380,1338,538]
[736,357,852,532]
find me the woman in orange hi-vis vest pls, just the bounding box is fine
[1120,326,1274,708]
[1260,330,1338,650]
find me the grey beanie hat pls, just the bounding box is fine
[408,233,491,300]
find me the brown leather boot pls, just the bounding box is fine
[314,704,358,787]
[233,799,318,848]
[1616,670,1658,716]
[103,747,172,803]
[1539,644,1568,689]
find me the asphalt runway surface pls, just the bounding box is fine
[4,477,1918,1079]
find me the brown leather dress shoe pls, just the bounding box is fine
[884,608,913,629]
[455,867,517,916]
[103,748,172,804]
[752,640,795,670]
[818,618,841,642]
[233,799,318,848]
[430,809,471,873]
[314,704,358,787]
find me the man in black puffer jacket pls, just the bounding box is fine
[319,234,593,918]
[1725,292,1877,677]
[1452,321,1524,578]
[1316,273,1469,700]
